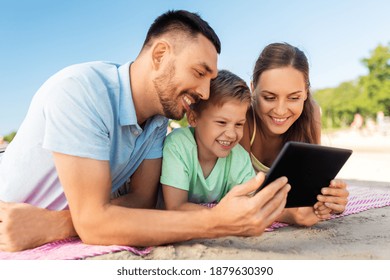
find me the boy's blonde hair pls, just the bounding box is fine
[191,69,251,115]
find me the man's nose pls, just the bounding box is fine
[197,80,210,100]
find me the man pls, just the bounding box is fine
[0,10,290,252]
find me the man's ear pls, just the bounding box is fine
[152,40,170,70]
[187,111,198,127]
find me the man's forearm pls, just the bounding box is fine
[167,202,211,211]
[46,209,78,240]
[73,204,218,246]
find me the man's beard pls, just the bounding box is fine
[153,63,186,120]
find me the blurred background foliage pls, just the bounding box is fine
[314,42,390,129]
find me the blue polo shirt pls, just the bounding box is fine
[0,61,168,210]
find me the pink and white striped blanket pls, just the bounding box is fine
[1,185,389,260]
[266,185,390,231]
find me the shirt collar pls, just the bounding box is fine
[118,61,137,126]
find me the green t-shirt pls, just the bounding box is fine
[160,127,256,203]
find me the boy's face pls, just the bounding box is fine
[189,99,248,162]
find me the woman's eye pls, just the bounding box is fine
[264,96,275,101]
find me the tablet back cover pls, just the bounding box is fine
[263,142,352,208]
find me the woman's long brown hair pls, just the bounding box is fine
[252,42,318,144]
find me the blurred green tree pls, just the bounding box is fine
[359,43,390,116]
[314,42,390,129]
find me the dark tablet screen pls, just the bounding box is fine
[255,141,352,208]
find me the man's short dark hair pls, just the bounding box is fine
[142,10,221,54]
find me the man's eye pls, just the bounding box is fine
[196,70,205,77]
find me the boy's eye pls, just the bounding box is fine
[216,121,226,125]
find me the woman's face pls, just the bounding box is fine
[253,66,307,137]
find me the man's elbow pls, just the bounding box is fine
[72,214,109,245]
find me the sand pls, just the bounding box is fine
[88,129,390,260]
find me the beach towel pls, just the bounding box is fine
[0,184,389,260]
[0,238,152,260]
[266,185,390,231]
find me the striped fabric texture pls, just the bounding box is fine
[1,185,389,259]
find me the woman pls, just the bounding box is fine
[240,42,348,226]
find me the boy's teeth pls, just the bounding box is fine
[218,140,231,146]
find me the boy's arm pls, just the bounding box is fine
[162,184,210,211]
[111,158,162,209]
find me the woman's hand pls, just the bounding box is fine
[315,179,349,219]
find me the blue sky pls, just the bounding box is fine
[1,0,389,135]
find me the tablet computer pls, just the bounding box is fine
[255,141,352,208]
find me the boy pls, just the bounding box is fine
[161,70,256,210]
